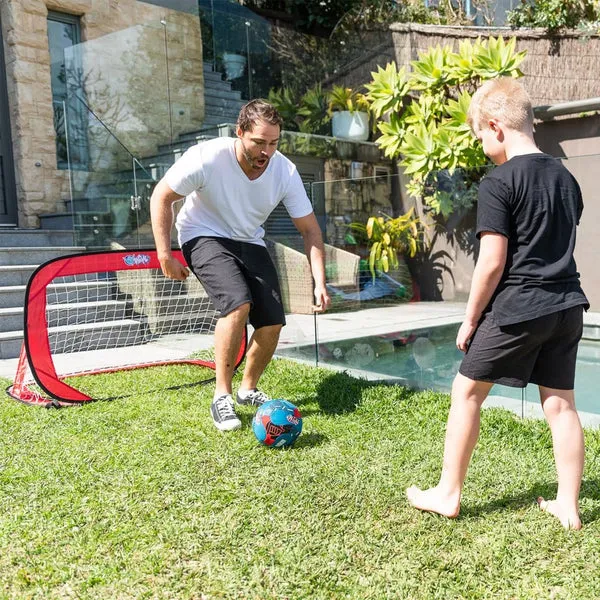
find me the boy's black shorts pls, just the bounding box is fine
[181,236,286,329]
[459,305,584,390]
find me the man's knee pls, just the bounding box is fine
[223,302,251,321]
[254,323,283,339]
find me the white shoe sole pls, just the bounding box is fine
[213,419,241,432]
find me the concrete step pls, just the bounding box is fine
[47,299,132,328]
[0,331,24,360]
[204,86,243,101]
[0,307,23,333]
[0,318,147,360]
[204,96,245,112]
[0,246,86,266]
[204,77,233,92]
[0,265,37,286]
[66,193,139,214]
[0,229,75,247]
[0,294,213,334]
[39,213,73,230]
[140,150,186,168]
[47,280,120,305]
[204,104,246,117]
[201,115,235,127]
[48,317,191,354]
[0,280,117,309]
[157,133,215,154]
[203,69,226,84]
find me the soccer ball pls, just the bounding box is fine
[252,399,303,448]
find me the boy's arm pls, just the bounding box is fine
[456,232,508,352]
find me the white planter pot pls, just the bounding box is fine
[331,110,369,142]
[222,52,246,80]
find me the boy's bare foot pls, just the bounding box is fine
[537,497,582,530]
[406,485,460,518]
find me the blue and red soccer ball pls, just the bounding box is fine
[252,399,303,448]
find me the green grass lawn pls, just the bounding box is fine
[1,358,600,599]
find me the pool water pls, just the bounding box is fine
[278,323,599,416]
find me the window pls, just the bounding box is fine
[0,12,17,224]
[47,11,88,169]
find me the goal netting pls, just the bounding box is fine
[7,249,247,408]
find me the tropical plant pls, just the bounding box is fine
[364,36,527,218]
[267,84,332,135]
[349,208,429,281]
[267,86,300,131]
[297,84,330,135]
[327,85,370,114]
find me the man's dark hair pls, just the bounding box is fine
[237,99,283,132]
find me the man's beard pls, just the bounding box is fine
[239,139,268,170]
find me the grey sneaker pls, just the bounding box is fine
[211,394,241,431]
[236,389,269,406]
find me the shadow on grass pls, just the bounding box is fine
[77,378,216,404]
[314,370,380,415]
[460,478,600,524]
[293,432,328,449]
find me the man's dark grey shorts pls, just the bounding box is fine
[459,305,584,389]
[181,236,286,329]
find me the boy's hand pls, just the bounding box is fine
[456,318,478,352]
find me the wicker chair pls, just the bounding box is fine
[266,239,361,314]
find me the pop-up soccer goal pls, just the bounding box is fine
[7,249,246,408]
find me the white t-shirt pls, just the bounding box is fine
[165,137,313,247]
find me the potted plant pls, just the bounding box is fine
[349,208,429,282]
[221,52,246,80]
[328,85,370,142]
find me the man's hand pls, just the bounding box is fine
[456,317,478,352]
[312,285,331,313]
[159,256,189,281]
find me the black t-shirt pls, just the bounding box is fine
[476,153,589,326]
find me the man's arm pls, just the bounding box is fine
[291,213,331,313]
[456,232,507,351]
[150,178,189,281]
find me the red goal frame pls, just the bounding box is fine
[7,249,247,408]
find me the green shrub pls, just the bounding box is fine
[365,36,527,218]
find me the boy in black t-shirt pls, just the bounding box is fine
[406,77,589,530]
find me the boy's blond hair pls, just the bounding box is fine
[467,77,534,134]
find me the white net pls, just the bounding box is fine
[44,268,218,364]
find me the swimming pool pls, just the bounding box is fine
[277,322,600,420]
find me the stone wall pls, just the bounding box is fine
[0,0,204,227]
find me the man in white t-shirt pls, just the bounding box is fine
[150,99,330,431]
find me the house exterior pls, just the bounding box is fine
[0,2,598,251]
[0,0,205,230]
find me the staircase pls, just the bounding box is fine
[0,229,86,359]
[39,62,245,248]
[0,65,246,362]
